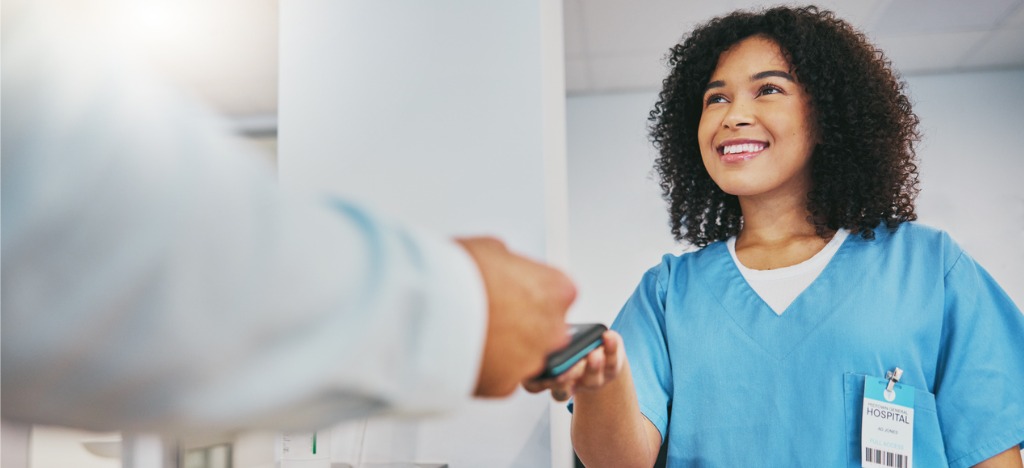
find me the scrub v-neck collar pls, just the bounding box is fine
[696,232,858,361]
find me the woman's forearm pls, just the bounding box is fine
[571,360,662,468]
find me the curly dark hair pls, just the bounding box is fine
[650,5,920,247]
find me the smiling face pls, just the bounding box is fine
[698,35,818,201]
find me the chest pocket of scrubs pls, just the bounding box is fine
[843,373,947,467]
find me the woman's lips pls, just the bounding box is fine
[718,141,767,163]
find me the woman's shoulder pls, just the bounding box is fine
[861,221,965,270]
[875,221,958,247]
[656,240,725,266]
[629,245,723,303]
[644,241,728,284]
[889,220,948,237]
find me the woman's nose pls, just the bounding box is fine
[723,100,754,128]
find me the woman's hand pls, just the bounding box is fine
[522,330,625,401]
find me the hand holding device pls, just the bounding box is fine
[534,323,607,380]
[521,327,624,402]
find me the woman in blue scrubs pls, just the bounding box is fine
[528,6,1024,467]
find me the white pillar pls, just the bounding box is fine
[278,1,570,466]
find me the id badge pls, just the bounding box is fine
[862,373,914,467]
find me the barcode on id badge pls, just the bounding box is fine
[865,447,908,467]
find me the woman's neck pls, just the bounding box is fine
[735,194,832,270]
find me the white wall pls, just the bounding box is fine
[565,67,1024,325]
[564,92,682,325]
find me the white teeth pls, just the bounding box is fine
[722,143,765,154]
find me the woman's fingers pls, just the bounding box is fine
[523,330,626,401]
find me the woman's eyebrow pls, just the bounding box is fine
[705,70,796,92]
[706,79,726,91]
[752,70,795,82]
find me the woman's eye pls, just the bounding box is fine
[758,84,784,96]
[705,94,727,106]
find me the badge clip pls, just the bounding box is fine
[885,367,903,392]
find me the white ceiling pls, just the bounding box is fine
[139,0,1024,119]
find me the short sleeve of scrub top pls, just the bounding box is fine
[608,258,675,439]
[565,259,675,440]
[933,248,1024,467]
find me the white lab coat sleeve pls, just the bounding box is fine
[0,3,487,432]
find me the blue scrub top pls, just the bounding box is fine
[608,222,1024,467]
